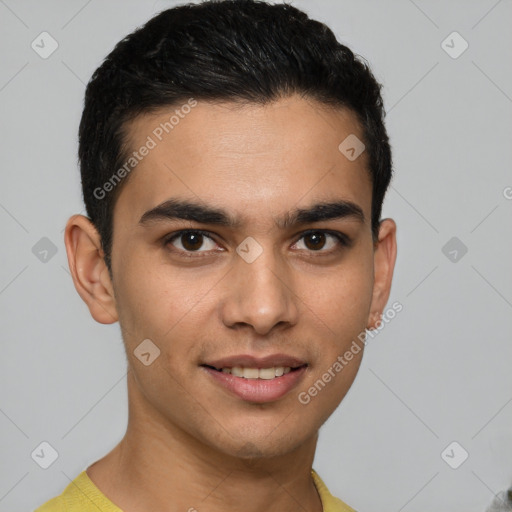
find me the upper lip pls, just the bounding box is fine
[202,354,308,370]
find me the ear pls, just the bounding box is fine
[366,218,397,330]
[64,214,118,324]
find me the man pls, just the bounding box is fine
[36,0,397,510]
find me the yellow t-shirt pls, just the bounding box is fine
[34,468,356,512]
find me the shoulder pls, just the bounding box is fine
[311,468,358,512]
[33,470,123,512]
[329,494,358,512]
[33,495,65,512]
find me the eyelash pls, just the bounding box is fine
[163,229,351,256]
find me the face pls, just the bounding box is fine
[68,95,396,461]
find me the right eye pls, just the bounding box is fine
[164,230,220,254]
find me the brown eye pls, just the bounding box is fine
[180,232,204,251]
[293,230,349,253]
[166,230,217,252]
[303,232,327,251]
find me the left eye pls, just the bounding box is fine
[292,231,345,252]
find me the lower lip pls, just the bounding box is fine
[202,366,307,403]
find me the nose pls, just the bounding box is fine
[220,244,299,336]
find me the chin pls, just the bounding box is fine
[212,426,313,462]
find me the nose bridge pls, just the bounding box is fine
[221,237,298,334]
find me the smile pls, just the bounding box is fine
[201,364,308,402]
[203,364,307,380]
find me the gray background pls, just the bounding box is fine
[1,0,511,510]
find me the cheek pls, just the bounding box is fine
[292,250,372,406]
[113,254,217,354]
[296,255,374,334]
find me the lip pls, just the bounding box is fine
[203,353,307,370]
[202,364,308,403]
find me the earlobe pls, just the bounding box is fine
[64,214,118,324]
[366,310,382,331]
[366,218,397,331]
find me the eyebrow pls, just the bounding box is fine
[139,198,365,229]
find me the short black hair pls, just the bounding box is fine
[79,0,393,274]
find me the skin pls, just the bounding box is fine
[64,95,397,512]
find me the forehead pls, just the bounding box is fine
[114,95,372,231]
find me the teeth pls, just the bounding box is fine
[231,366,243,377]
[221,366,293,379]
[258,368,276,380]
[243,368,259,379]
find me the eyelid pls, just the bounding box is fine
[290,230,351,256]
[294,228,352,247]
[164,229,220,253]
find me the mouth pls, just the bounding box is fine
[201,363,308,380]
[200,356,309,402]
